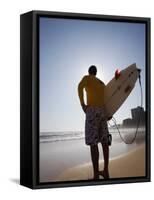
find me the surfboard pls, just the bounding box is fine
[104,63,140,119]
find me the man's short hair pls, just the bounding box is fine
[88,65,97,75]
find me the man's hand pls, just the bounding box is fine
[81,104,89,113]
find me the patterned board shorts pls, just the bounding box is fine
[85,106,109,145]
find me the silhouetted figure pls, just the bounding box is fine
[78,65,110,180]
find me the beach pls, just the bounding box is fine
[39,128,145,182]
[55,144,145,181]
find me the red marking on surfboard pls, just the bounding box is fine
[115,69,121,80]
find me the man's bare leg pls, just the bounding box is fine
[100,143,109,179]
[90,144,99,179]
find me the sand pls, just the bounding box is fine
[54,144,145,181]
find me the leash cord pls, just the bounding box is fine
[109,74,143,144]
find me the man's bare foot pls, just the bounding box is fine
[99,170,110,179]
[92,172,99,180]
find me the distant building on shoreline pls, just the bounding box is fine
[122,106,145,127]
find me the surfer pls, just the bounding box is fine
[78,65,111,180]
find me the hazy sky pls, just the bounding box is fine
[39,17,145,132]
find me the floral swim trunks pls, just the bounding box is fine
[85,106,109,145]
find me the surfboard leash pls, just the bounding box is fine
[110,73,143,144]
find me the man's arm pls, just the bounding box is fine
[78,76,88,113]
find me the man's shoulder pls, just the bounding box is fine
[82,75,89,81]
[83,75,89,78]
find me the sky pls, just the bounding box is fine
[39,17,146,132]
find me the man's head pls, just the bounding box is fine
[88,65,97,76]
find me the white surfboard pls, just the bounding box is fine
[104,63,140,118]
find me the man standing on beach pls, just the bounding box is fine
[78,65,110,180]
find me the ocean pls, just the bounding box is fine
[40,127,145,144]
